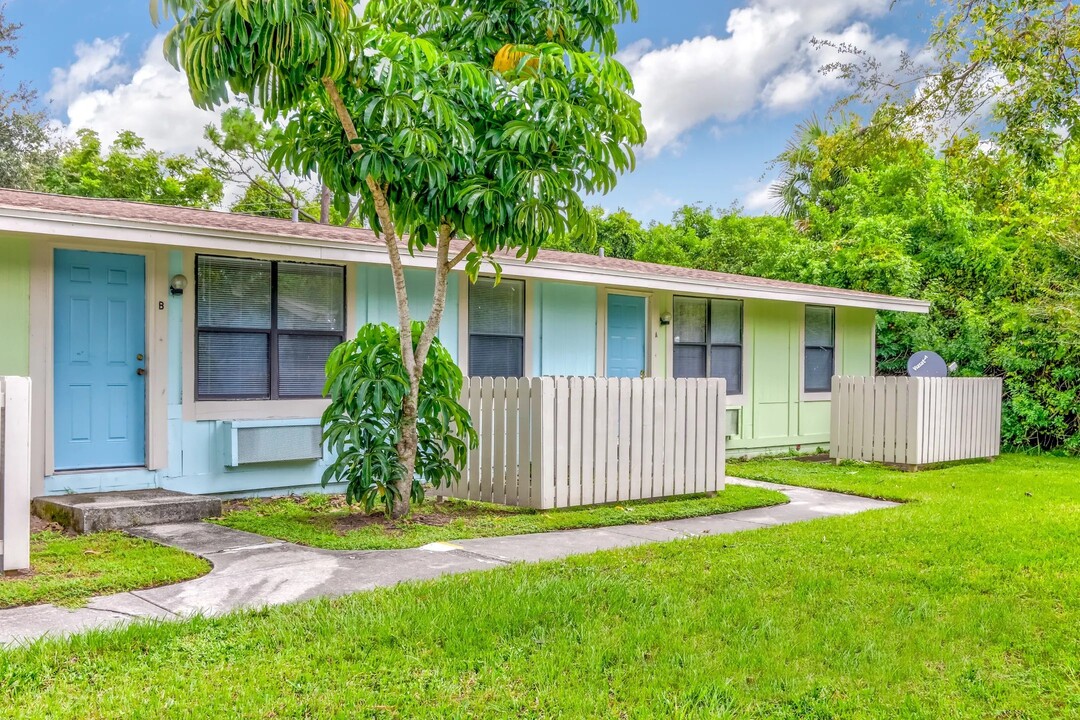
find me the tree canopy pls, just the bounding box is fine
[153,0,645,516]
[40,129,223,207]
[0,2,57,190]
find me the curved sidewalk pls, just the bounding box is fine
[0,478,897,646]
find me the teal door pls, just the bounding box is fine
[54,250,147,470]
[606,294,647,378]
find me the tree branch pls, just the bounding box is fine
[414,223,453,372]
[322,76,414,381]
[447,240,474,269]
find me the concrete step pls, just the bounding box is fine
[32,489,222,534]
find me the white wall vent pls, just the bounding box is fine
[223,420,323,467]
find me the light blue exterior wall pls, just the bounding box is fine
[355,266,460,360]
[44,258,460,496]
[534,281,597,376]
[36,249,879,496]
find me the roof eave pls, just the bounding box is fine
[0,205,932,314]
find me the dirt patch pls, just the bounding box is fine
[326,502,521,535]
[30,516,70,535]
[792,453,832,463]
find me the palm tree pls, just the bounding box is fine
[770,116,846,222]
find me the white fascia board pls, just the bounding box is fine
[0,208,931,314]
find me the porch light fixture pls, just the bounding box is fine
[659,312,672,326]
[170,274,189,296]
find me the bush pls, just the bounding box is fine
[321,322,477,515]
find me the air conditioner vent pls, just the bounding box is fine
[223,420,323,467]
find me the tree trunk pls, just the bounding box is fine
[320,184,331,224]
[322,77,465,519]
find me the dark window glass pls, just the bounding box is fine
[804,305,835,392]
[469,277,525,377]
[672,296,743,394]
[195,256,345,400]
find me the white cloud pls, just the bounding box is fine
[742,179,777,215]
[47,38,130,106]
[762,22,909,113]
[49,34,223,156]
[621,0,904,157]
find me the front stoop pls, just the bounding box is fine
[32,490,223,534]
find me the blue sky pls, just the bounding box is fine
[2,0,934,222]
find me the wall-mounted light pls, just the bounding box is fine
[659,312,672,326]
[169,274,188,296]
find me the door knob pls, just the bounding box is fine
[136,354,144,361]
[136,368,147,376]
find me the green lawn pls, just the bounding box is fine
[0,531,210,609]
[212,484,788,550]
[2,455,1078,718]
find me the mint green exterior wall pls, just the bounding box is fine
[726,300,875,454]
[534,281,597,376]
[0,237,30,375]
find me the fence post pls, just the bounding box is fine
[1,376,32,573]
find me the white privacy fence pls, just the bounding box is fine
[1,376,31,573]
[830,376,1002,469]
[447,376,727,509]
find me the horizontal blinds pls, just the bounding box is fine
[197,332,270,398]
[469,336,524,378]
[197,257,271,329]
[470,278,525,335]
[278,334,340,398]
[277,262,345,332]
[805,306,835,347]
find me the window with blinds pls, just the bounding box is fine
[195,255,345,400]
[672,296,743,394]
[468,277,525,378]
[804,305,835,393]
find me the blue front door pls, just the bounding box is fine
[606,294,647,378]
[54,250,146,470]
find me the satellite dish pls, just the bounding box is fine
[907,351,949,378]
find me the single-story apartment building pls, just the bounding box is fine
[0,190,929,498]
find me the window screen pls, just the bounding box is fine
[804,305,835,393]
[196,255,345,400]
[469,277,525,378]
[672,296,743,394]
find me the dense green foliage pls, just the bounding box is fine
[321,323,476,515]
[0,3,56,190]
[557,112,1078,454]
[213,485,786,550]
[155,0,644,259]
[39,129,223,207]
[4,455,1078,716]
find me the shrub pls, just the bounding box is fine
[321,322,477,515]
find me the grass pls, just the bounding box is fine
[212,484,789,550]
[2,454,1078,718]
[0,530,210,609]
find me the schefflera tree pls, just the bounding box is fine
[152,0,646,517]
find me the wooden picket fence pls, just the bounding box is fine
[830,375,1002,469]
[1,376,31,573]
[446,376,727,509]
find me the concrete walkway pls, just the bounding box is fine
[0,479,896,646]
